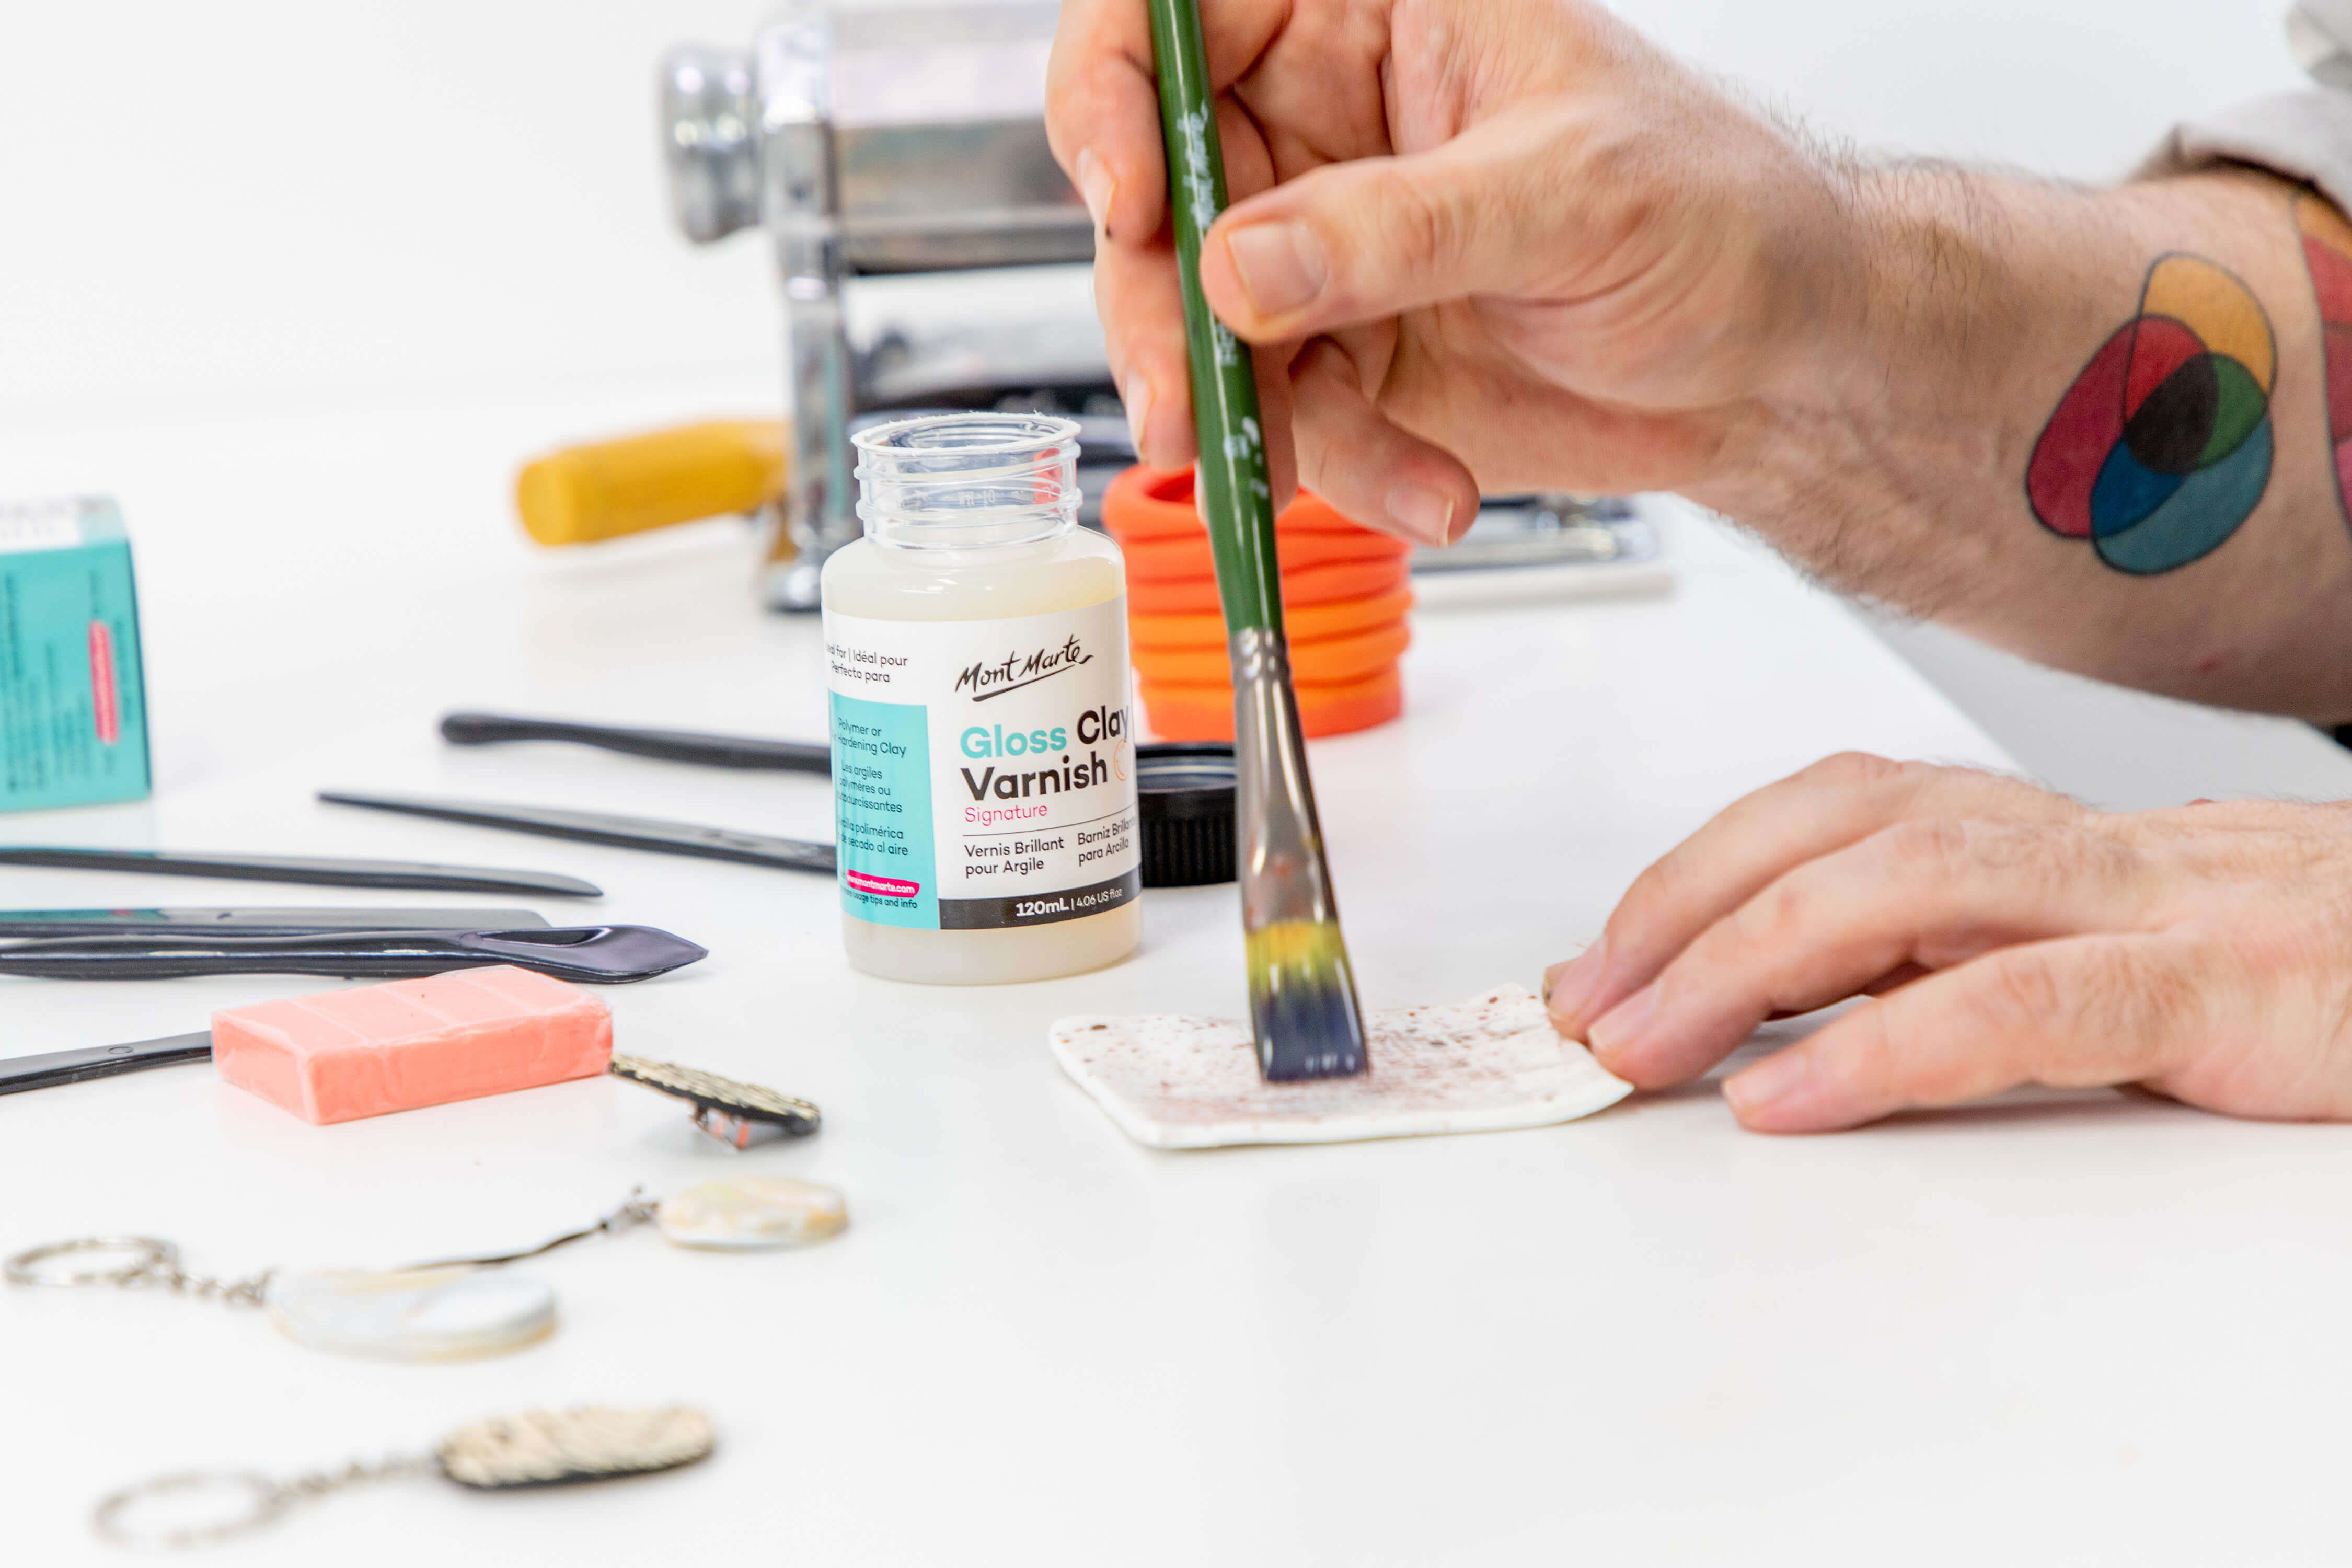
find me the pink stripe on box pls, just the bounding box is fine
[87,621,118,745]
[211,965,613,1125]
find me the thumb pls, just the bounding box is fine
[1198,113,1564,342]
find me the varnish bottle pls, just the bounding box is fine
[821,413,1142,984]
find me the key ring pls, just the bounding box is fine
[5,1236,176,1288]
[91,1470,290,1550]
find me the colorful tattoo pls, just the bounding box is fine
[2295,191,2352,517]
[2026,255,2275,574]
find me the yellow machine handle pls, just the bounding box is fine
[515,420,788,546]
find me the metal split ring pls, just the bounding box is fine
[4,1235,176,1288]
[92,1470,288,1550]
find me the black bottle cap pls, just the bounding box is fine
[1136,742,1235,887]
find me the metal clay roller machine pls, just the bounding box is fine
[511,2,1659,613]
[658,0,1126,609]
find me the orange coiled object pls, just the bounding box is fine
[1103,466,1413,739]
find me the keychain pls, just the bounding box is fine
[611,1053,820,1149]
[6,1177,847,1359]
[93,1405,714,1551]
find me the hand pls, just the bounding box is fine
[1045,0,1863,544]
[1542,752,2352,1132]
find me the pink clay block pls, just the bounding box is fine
[212,965,613,1125]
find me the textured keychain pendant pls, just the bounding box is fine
[93,1407,716,1550]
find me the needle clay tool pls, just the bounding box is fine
[0,845,600,897]
[1149,0,1368,1081]
[90,1406,714,1551]
[320,789,836,875]
[442,711,832,774]
[1050,984,1630,1149]
[9,1181,846,1363]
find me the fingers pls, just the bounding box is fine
[1099,248,1303,493]
[1546,755,2080,1039]
[1082,72,1283,473]
[1584,819,2161,1089]
[1719,935,2216,1133]
[1045,0,1167,246]
[1096,240,1197,469]
[1288,339,1480,544]
[1197,109,1575,345]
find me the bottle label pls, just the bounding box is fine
[823,599,1140,931]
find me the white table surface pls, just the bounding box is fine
[4,397,2347,1566]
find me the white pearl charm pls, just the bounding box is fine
[267,1266,557,1361]
[655,1177,847,1251]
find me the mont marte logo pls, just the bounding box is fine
[953,635,1093,704]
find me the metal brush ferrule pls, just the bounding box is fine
[1229,627,1335,929]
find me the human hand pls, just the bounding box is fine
[1542,752,2352,1132]
[1046,0,1863,544]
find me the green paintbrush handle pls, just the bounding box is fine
[1147,0,1284,638]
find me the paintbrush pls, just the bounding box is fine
[1146,0,1368,1081]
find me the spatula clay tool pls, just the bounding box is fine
[0,907,550,937]
[319,789,836,874]
[443,710,832,774]
[1149,0,1368,1080]
[0,846,600,898]
[0,923,705,982]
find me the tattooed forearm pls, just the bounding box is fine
[2025,255,2275,574]
[2295,190,2352,523]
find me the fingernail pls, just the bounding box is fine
[1075,148,1115,237]
[1586,982,1658,1063]
[1225,221,1328,317]
[1545,937,1608,1023]
[1123,373,1155,468]
[1723,1048,1811,1120]
[1386,483,1454,546]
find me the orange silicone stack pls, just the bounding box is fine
[1103,465,1412,740]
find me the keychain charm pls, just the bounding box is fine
[610,1054,821,1148]
[417,1180,849,1260]
[93,1406,715,1550]
[3,1237,556,1361]
[654,1175,847,1249]
[8,1178,845,1358]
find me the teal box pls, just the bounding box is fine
[0,498,152,812]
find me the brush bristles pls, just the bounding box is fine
[1246,919,1369,1080]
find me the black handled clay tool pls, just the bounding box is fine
[0,847,601,900]
[0,907,550,937]
[319,790,836,875]
[0,925,705,983]
[442,712,832,775]
[0,1031,215,1095]
[1148,0,1367,1080]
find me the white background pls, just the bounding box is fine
[4,8,2352,1564]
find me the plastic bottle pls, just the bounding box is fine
[821,413,1142,984]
